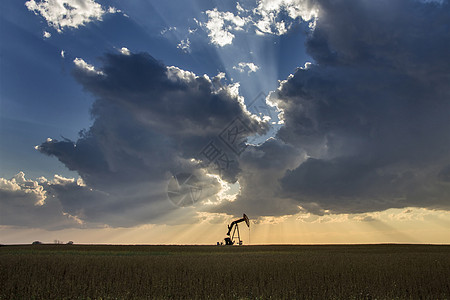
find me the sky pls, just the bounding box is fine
[0,0,449,245]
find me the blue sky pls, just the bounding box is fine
[1,0,450,244]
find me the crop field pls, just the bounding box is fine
[1,244,449,299]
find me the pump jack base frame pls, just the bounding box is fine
[224,223,243,245]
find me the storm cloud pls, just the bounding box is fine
[34,52,267,226]
[266,0,450,214]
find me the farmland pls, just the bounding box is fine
[1,244,449,299]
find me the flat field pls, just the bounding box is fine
[1,244,449,299]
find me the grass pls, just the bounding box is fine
[1,244,449,299]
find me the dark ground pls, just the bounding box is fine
[1,244,449,299]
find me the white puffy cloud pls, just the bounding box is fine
[0,173,83,229]
[166,65,197,82]
[43,31,51,38]
[177,38,191,53]
[0,172,47,206]
[254,0,318,34]
[73,58,104,75]
[200,0,319,46]
[160,26,177,35]
[233,62,260,74]
[25,0,118,32]
[119,47,130,55]
[203,8,247,46]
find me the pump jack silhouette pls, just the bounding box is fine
[222,214,250,245]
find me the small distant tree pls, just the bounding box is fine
[67,241,74,245]
[54,240,63,244]
[32,241,42,245]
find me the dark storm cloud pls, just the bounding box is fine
[213,138,305,216]
[35,52,267,227]
[268,0,450,213]
[438,165,450,182]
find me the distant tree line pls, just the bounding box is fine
[32,240,74,245]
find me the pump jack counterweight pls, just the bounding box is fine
[221,214,249,245]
